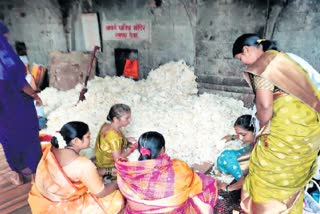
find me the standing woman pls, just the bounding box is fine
[0,22,42,184]
[232,33,320,213]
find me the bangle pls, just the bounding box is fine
[104,168,112,176]
[225,184,230,192]
[230,135,235,141]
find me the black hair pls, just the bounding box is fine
[15,41,27,56]
[106,103,131,121]
[51,121,89,148]
[234,114,255,132]
[232,33,278,57]
[138,131,165,160]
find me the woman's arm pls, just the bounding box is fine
[28,74,38,91]
[95,180,119,198]
[77,158,119,198]
[126,137,137,144]
[22,83,43,106]
[112,139,138,160]
[255,89,273,128]
[221,134,238,142]
[97,167,117,177]
[220,176,245,192]
[114,147,136,159]
[112,150,123,160]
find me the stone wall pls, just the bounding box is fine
[83,0,196,78]
[195,0,267,103]
[0,0,67,65]
[0,0,319,104]
[195,0,320,104]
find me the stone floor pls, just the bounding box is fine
[0,146,32,214]
[0,148,242,214]
[193,162,243,214]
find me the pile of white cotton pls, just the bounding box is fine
[40,60,249,165]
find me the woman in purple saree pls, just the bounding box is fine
[0,21,42,184]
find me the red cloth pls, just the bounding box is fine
[123,59,139,79]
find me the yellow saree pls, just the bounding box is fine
[241,50,320,214]
[28,146,124,214]
[95,123,128,168]
[116,154,218,213]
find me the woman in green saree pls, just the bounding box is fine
[232,33,320,213]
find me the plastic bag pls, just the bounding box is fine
[313,156,320,180]
[304,179,320,214]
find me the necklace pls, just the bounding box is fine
[65,146,79,154]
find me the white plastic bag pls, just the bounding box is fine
[287,53,320,90]
[313,156,320,180]
[304,179,320,214]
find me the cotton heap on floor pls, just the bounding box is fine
[40,60,249,166]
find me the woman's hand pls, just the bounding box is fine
[128,143,138,153]
[34,95,43,106]
[127,137,137,144]
[97,167,118,177]
[95,180,119,198]
[220,177,245,192]
[219,182,228,191]
[117,157,128,162]
[97,168,106,176]
[111,168,117,177]
[221,135,237,142]
[23,84,43,106]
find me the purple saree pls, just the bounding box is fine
[0,26,41,174]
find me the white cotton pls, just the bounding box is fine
[39,60,249,165]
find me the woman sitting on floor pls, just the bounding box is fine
[217,114,256,192]
[95,103,137,179]
[28,121,124,213]
[116,131,219,213]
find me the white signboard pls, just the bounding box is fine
[102,20,151,42]
[81,13,101,51]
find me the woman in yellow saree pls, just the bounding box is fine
[95,103,137,179]
[116,131,218,214]
[28,121,124,214]
[232,33,320,213]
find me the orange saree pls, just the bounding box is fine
[28,146,124,214]
[116,153,218,213]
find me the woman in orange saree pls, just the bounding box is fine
[28,121,124,214]
[116,131,218,214]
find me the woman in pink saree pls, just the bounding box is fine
[116,131,218,213]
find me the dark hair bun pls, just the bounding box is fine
[51,136,59,148]
[260,40,278,52]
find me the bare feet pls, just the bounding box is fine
[6,170,23,185]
